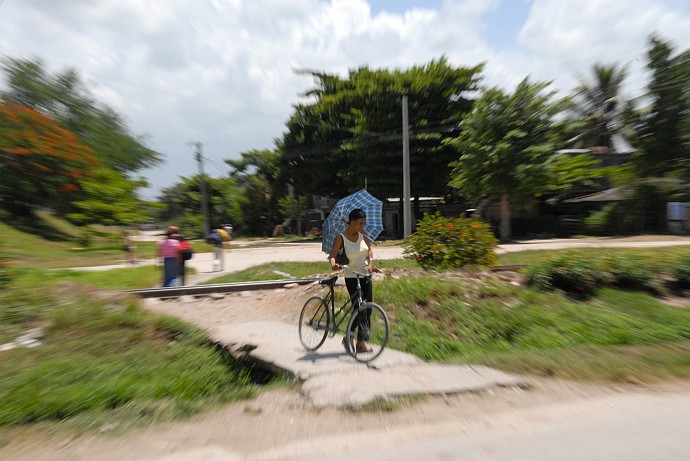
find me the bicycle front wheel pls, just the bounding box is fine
[299,296,330,351]
[345,302,389,363]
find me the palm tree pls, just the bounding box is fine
[570,64,628,148]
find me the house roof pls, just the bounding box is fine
[557,134,636,156]
[564,187,631,203]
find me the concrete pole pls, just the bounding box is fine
[194,142,210,236]
[402,94,412,238]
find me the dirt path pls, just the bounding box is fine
[3,286,689,460]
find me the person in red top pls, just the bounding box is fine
[157,228,181,287]
[176,235,193,286]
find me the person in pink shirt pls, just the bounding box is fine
[157,228,181,287]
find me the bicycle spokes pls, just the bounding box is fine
[346,302,389,363]
[299,296,330,351]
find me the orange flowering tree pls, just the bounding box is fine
[0,101,97,213]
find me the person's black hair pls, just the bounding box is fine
[348,208,366,222]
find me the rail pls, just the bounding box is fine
[126,277,322,299]
[126,265,526,299]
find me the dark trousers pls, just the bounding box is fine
[177,259,186,286]
[345,277,373,341]
[162,257,178,287]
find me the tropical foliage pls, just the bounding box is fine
[279,57,483,201]
[445,79,569,240]
[0,101,97,213]
[402,212,498,269]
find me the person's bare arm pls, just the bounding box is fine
[328,235,343,270]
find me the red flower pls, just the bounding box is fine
[417,255,424,260]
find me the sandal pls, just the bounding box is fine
[355,342,373,353]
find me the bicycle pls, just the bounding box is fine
[298,270,389,363]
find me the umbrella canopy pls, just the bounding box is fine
[321,189,384,254]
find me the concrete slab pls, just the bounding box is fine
[210,321,528,409]
[302,363,527,409]
[210,321,421,380]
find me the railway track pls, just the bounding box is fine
[126,265,526,299]
[126,277,322,299]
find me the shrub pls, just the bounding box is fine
[402,213,498,270]
[673,253,690,289]
[525,252,610,297]
[604,254,657,291]
[583,204,618,236]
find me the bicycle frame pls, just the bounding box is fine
[320,273,368,337]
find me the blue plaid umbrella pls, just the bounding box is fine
[321,189,384,254]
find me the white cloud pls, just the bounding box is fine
[0,0,688,198]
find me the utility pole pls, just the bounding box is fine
[191,142,210,236]
[402,94,412,238]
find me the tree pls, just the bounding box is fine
[278,195,308,236]
[445,79,567,241]
[1,57,162,174]
[279,57,483,202]
[0,101,97,214]
[156,176,246,237]
[67,168,153,226]
[636,36,689,176]
[569,63,628,148]
[225,149,283,236]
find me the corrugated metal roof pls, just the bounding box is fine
[564,187,631,203]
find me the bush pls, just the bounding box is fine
[673,253,690,289]
[525,252,610,297]
[583,204,617,236]
[402,213,498,270]
[604,254,657,291]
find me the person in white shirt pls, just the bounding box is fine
[328,208,380,353]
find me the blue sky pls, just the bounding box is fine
[1,0,689,199]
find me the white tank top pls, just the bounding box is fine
[341,232,368,278]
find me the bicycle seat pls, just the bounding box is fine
[319,275,338,286]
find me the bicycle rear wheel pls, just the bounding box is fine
[345,302,389,363]
[299,296,330,351]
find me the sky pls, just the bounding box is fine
[1,0,690,200]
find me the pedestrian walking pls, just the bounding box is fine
[122,230,136,265]
[157,228,181,287]
[206,226,225,271]
[176,234,193,285]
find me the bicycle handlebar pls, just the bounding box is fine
[336,265,372,278]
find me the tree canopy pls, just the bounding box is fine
[446,79,568,240]
[279,57,483,200]
[1,57,162,174]
[0,101,97,213]
[636,36,689,176]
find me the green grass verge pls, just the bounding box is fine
[203,255,690,384]
[0,285,262,428]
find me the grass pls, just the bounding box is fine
[203,255,690,384]
[378,275,690,383]
[4,211,690,431]
[0,212,161,269]
[202,259,419,284]
[0,284,266,428]
[496,246,690,267]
